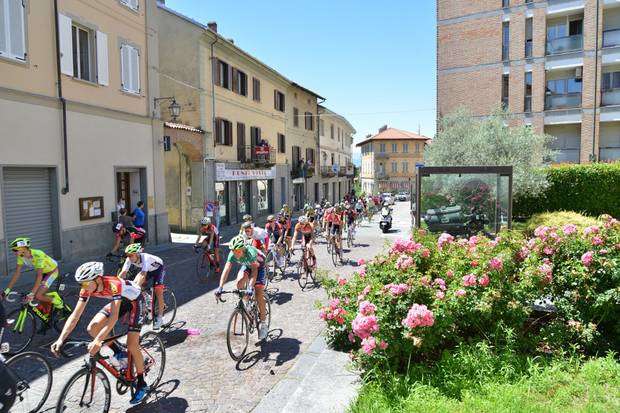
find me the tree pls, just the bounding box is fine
[425,109,555,197]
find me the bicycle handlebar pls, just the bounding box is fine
[215,289,247,304]
[59,332,127,358]
[4,291,22,303]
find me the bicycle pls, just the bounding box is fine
[194,244,219,283]
[295,245,316,290]
[142,286,177,331]
[330,233,343,266]
[266,241,287,282]
[346,224,355,248]
[55,331,166,411]
[216,289,272,361]
[3,273,73,355]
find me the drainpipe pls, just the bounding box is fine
[317,98,326,202]
[206,34,219,220]
[53,0,69,194]
[591,0,600,162]
[174,143,183,229]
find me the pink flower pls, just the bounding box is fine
[395,254,414,270]
[604,218,618,229]
[562,224,577,235]
[437,233,454,250]
[357,258,366,266]
[361,336,377,355]
[359,300,376,316]
[478,274,490,287]
[592,236,603,246]
[433,278,446,291]
[390,238,422,255]
[384,283,409,296]
[319,309,327,320]
[538,263,553,284]
[446,270,454,278]
[348,332,356,343]
[516,247,530,261]
[584,226,600,235]
[357,285,372,301]
[543,246,555,256]
[488,257,503,271]
[420,276,430,287]
[420,248,431,258]
[402,304,435,329]
[600,249,608,255]
[329,298,340,310]
[534,225,550,239]
[455,289,466,297]
[338,277,347,286]
[468,235,479,247]
[581,251,594,267]
[462,274,477,287]
[436,290,445,300]
[352,314,379,339]
[358,267,366,278]
[379,340,388,350]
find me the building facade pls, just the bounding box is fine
[0,0,168,273]
[438,0,620,163]
[318,106,356,204]
[358,126,429,194]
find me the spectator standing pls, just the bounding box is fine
[132,201,146,229]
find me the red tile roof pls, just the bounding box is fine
[356,127,431,147]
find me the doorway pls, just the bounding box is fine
[115,168,146,221]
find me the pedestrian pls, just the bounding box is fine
[116,198,126,214]
[132,201,145,229]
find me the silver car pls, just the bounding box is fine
[381,193,394,205]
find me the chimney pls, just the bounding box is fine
[228,38,234,44]
[207,21,217,33]
[379,125,388,133]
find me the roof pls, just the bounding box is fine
[164,122,204,134]
[318,105,356,134]
[356,127,431,147]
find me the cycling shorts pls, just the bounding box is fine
[146,266,165,287]
[99,296,146,333]
[241,265,267,287]
[302,233,312,245]
[41,268,59,289]
[330,224,342,235]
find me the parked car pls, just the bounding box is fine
[381,192,394,205]
[395,192,409,202]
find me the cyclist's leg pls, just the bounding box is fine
[35,269,59,305]
[150,267,165,318]
[254,267,267,322]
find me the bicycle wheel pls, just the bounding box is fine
[226,308,249,361]
[326,236,333,254]
[346,230,352,248]
[157,288,177,328]
[140,331,166,391]
[195,250,212,283]
[5,351,52,413]
[4,308,36,355]
[56,366,111,413]
[331,241,339,266]
[297,258,307,289]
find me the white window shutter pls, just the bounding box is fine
[120,44,130,91]
[7,0,25,59]
[0,0,7,56]
[131,46,140,93]
[58,13,73,75]
[96,31,108,85]
[131,0,139,10]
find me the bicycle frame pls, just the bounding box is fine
[6,290,67,333]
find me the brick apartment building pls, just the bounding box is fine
[437,0,620,163]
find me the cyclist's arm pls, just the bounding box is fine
[31,268,43,295]
[4,264,23,294]
[117,258,132,279]
[208,232,215,249]
[54,297,88,349]
[248,261,259,288]
[290,229,298,250]
[218,261,233,289]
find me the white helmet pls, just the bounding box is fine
[200,216,211,225]
[298,215,308,224]
[75,261,103,282]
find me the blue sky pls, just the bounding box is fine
[164,0,437,158]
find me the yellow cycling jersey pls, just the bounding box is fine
[17,249,58,273]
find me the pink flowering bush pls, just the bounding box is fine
[320,212,620,372]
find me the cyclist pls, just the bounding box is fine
[194,216,221,273]
[1,238,63,311]
[355,198,365,217]
[241,222,269,254]
[331,204,345,254]
[215,235,269,340]
[322,202,333,238]
[50,261,149,405]
[238,214,254,234]
[119,244,166,330]
[290,216,315,266]
[305,205,317,224]
[345,204,358,236]
[265,215,286,267]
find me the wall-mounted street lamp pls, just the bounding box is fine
[154,96,181,122]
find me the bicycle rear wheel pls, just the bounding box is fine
[140,331,166,391]
[6,351,52,413]
[157,288,177,328]
[56,366,111,413]
[4,308,36,355]
[226,309,249,361]
[195,250,212,283]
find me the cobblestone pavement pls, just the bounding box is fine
[9,202,411,413]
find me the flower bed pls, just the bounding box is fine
[320,214,620,374]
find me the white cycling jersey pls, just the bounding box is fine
[121,253,164,274]
[243,226,268,244]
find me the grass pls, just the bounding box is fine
[349,344,620,413]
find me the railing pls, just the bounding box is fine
[237,145,276,166]
[603,28,620,48]
[320,165,336,177]
[546,34,583,55]
[345,164,355,177]
[291,163,315,179]
[601,89,620,106]
[545,93,582,110]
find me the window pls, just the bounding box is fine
[278,133,286,153]
[502,74,509,109]
[257,180,271,213]
[502,0,509,7]
[0,0,26,61]
[120,43,139,93]
[391,162,397,173]
[274,90,285,112]
[293,108,299,127]
[292,145,301,168]
[236,181,251,221]
[213,59,230,89]
[232,68,247,96]
[525,18,533,58]
[72,24,95,81]
[306,148,315,165]
[330,124,334,139]
[252,77,260,101]
[546,78,582,94]
[379,143,386,153]
[120,0,139,11]
[601,72,620,91]
[524,72,533,112]
[415,143,420,153]
[304,112,314,131]
[502,22,510,61]
[391,143,397,153]
[215,118,232,145]
[331,153,335,164]
[320,119,325,136]
[402,161,408,173]
[250,126,262,146]
[403,143,409,153]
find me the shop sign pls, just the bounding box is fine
[292,178,305,184]
[215,163,276,181]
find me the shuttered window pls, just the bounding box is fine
[120,0,139,11]
[293,108,299,127]
[215,118,232,145]
[274,90,285,112]
[252,77,260,101]
[72,24,94,82]
[232,68,247,96]
[0,0,26,61]
[121,43,140,94]
[214,59,230,89]
[278,133,286,153]
[250,126,262,146]
[304,112,314,131]
[306,148,315,164]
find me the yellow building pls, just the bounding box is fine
[357,126,430,194]
[0,0,167,272]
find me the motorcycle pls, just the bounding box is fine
[379,207,392,233]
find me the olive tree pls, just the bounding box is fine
[424,109,555,197]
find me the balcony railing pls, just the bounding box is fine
[545,93,582,110]
[601,89,620,106]
[345,163,355,177]
[291,163,315,179]
[237,145,276,167]
[375,171,388,180]
[603,28,620,48]
[546,34,583,55]
[320,165,336,178]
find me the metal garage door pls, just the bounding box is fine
[3,168,57,271]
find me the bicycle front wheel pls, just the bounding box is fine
[156,287,177,328]
[226,309,249,361]
[56,366,111,413]
[6,351,52,413]
[331,242,339,266]
[4,308,36,355]
[140,331,166,390]
[195,251,212,283]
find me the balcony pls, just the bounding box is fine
[545,93,582,110]
[291,162,315,179]
[375,152,389,159]
[345,163,355,177]
[320,165,337,178]
[237,145,276,167]
[604,29,620,48]
[601,89,620,106]
[546,35,583,55]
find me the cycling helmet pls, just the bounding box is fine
[298,216,308,224]
[229,235,246,250]
[200,216,211,225]
[125,243,142,255]
[267,215,275,222]
[277,214,286,222]
[241,221,253,230]
[75,261,103,282]
[10,237,31,250]
[315,204,321,209]
[242,214,253,222]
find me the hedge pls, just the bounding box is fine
[514,162,620,219]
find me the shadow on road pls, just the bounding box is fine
[159,327,190,349]
[235,328,301,372]
[126,379,187,412]
[270,291,293,306]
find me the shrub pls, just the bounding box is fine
[320,216,620,375]
[524,211,600,236]
[514,162,620,219]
